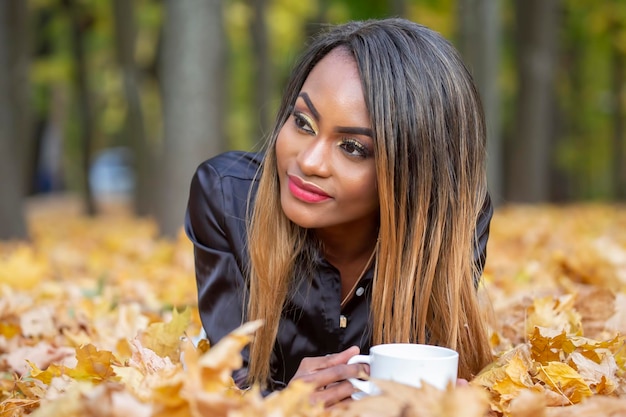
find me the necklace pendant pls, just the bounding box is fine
[339,315,347,328]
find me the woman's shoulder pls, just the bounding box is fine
[196,151,263,181]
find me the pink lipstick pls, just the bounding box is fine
[287,175,331,203]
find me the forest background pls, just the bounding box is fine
[0,0,625,238]
[2,1,626,415]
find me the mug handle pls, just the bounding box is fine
[347,354,372,394]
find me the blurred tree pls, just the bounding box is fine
[158,0,226,237]
[457,0,503,204]
[112,0,155,215]
[63,0,96,215]
[609,11,625,200]
[557,0,624,200]
[507,0,559,202]
[5,0,620,222]
[556,1,593,200]
[249,0,272,139]
[0,0,30,240]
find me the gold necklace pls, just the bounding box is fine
[340,244,378,308]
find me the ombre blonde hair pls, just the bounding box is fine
[246,18,492,387]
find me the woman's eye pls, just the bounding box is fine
[293,112,315,135]
[340,138,370,158]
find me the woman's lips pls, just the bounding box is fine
[287,175,331,203]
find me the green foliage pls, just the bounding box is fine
[226,0,458,150]
[28,0,162,193]
[557,0,626,199]
[24,0,625,201]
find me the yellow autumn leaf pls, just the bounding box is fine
[27,360,65,385]
[504,351,536,388]
[567,334,623,355]
[526,295,582,337]
[331,380,490,417]
[263,379,320,415]
[149,370,188,410]
[111,365,147,397]
[614,341,626,374]
[536,361,593,404]
[197,320,263,373]
[0,321,21,339]
[167,322,266,417]
[0,245,51,290]
[0,398,42,416]
[508,389,548,417]
[28,344,118,386]
[569,351,619,395]
[183,320,263,394]
[15,379,47,400]
[530,327,569,364]
[472,361,509,389]
[4,199,626,416]
[67,344,118,383]
[140,307,192,360]
[491,353,541,406]
[474,344,536,389]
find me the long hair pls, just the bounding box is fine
[246,18,491,386]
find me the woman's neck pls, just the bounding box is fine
[315,224,378,306]
[315,224,379,266]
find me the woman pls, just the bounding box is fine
[186,18,493,406]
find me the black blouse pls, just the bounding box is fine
[185,151,493,391]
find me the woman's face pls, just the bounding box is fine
[276,48,379,233]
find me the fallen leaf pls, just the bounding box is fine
[535,361,593,404]
[140,308,191,360]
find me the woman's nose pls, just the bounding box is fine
[296,139,331,177]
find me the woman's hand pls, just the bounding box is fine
[290,346,368,408]
[456,378,469,387]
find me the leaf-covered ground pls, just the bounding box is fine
[1,197,625,417]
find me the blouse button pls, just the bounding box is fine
[355,287,365,296]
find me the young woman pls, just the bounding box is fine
[185,18,493,406]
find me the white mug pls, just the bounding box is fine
[347,343,459,396]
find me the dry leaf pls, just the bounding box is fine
[140,308,191,360]
[535,361,593,404]
[508,389,547,417]
[4,342,74,376]
[544,395,626,417]
[333,380,490,417]
[3,202,626,416]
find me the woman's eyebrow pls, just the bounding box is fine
[298,92,321,121]
[298,92,372,137]
[335,126,373,137]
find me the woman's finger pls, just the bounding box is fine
[293,346,360,378]
[322,346,360,368]
[309,380,357,408]
[296,362,366,389]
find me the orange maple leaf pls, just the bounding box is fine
[67,344,118,383]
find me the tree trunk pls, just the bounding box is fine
[457,0,503,204]
[65,0,97,215]
[112,0,154,215]
[249,0,272,139]
[158,0,226,237]
[507,0,559,203]
[0,0,30,240]
[610,18,625,200]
